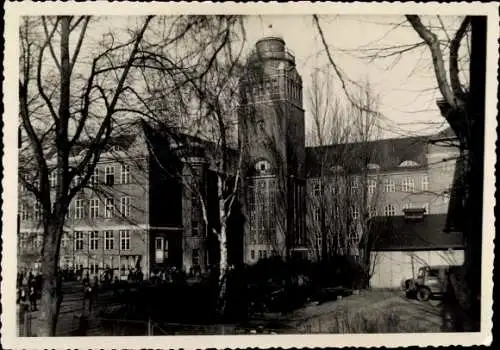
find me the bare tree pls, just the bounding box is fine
[19,15,155,335]
[139,15,245,316]
[18,14,241,335]
[306,71,383,285]
[313,14,485,330]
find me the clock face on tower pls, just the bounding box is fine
[255,159,271,174]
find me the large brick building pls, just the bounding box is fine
[18,36,458,278]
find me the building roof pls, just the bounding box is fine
[367,214,464,251]
[305,135,430,177]
[70,133,139,156]
[141,120,240,172]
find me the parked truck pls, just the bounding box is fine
[402,265,461,301]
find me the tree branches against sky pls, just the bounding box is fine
[243,15,470,139]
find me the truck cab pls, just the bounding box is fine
[403,265,460,301]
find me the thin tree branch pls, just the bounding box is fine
[449,16,471,100]
[405,15,458,108]
[36,17,61,123]
[42,17,62,73]
[70,16,91,74]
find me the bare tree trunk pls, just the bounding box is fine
[37,220,63,336]
[217,175,228,317]
[442,16,485,332]
[37,16,71,336]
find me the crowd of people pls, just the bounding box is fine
[149,266,186,284]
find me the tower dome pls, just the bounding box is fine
[255,36,285,55]
[249,34,295,65]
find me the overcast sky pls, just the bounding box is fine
[31,14,468,141]
[241,15,467,139]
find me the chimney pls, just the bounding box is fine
[403,207,426,221]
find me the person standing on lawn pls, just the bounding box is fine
[29,285,37,311]
[83,280,93,315]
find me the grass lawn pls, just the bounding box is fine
[282,290,444,333]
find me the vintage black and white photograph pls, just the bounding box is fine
[1,2,496,348]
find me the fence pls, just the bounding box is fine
[18,311,279,336]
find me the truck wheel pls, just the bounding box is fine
[416,287,431,302]
[405,290,415,299]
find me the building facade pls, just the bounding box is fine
[367,209,464,289]
[304,131,459,260]
[18,35,459,277]
[238,36,307,263]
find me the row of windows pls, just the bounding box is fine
[248,178,276,244]
[20,164,132,192]
[311,175,429,196]
[311,202,433,221]
[249,249,278,260]
[244,79,301,103]
[65,230,131,250]
[19,230,132,251]
[19,197,132,221]
[59,254,141,277]
[88,164,131,186]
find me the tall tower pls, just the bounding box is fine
[238,36,306,263]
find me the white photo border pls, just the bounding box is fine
[2,2,497,348]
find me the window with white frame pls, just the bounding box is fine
[421,175,429,191]
[104,165,115,186]
[105,198,114,218]
[20,204,29,221]
[384,204,396,216]
[369,207,378,217]
[104,231,114,250]
[50,171,57,188]
[74,231,84,250]
[121,164,130,184]
[120,197,131,217]
[401,177,415,192]
[90,168,99,185]
[61,232,69,248]
[74,199,84,219]
[352,207,360,220]
[120,230,130,250]
[33,201,42,221]
[89,198,99,218]
[368,179,377,195]
[155,237,163,250]
[384,178,395,192]
[89,231,99,250]
[89,260,99,275]
[34,234,43,250]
